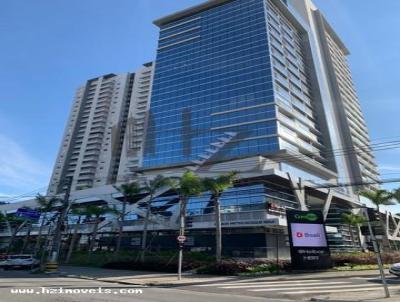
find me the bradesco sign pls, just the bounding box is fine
[286,210,332,270]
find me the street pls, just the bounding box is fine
[179,274,400,300]
[1,269,400,302]
[0,270,278,302]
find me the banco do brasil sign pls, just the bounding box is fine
[286,210,332,270]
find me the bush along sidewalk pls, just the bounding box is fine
[66,251,400,275]
[197,259,291,276]
[67,251,214,273]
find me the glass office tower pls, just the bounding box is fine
[144,0,280,168]
[144,0,379,190]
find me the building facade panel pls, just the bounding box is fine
[144,0,279,168]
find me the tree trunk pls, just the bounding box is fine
[179,197,188,236]
[115,199,127,254]
[356,225,363,250]
[140,195,153,263]
[7,221,27,253]
[53,205,69,261]
[88,219,100,256]
[21,222,32,253]
[65,217,81,263]
[40,223,54,269]
[214,195,222,262]
[33,214,46,256]
[348,223,354,250]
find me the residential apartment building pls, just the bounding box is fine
[47,73,135,194]
[312,11,379,188]
[117,63,154,179]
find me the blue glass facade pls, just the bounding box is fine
[144,0,279,168]
[140,183,296,219]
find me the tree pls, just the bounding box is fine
[341,213,366,249]
[33,194,59,256]
[140,175,170,262]
[84,205,113,256]
[113,182,141,254]
[360,189,395,212]
[202,172,237,262]
[65,208,86,263]
[5,215,29,253]
[360,189,396,250]
[392,188,400,203]
[168,170,204,279]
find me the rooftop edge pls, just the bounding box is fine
[153,0,234,27]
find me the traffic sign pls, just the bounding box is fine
[177,235,186,243]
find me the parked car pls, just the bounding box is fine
[389,263,400,277]
[0,255,40,270]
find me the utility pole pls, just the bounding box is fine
[50,176,73,266]
[363,207,390,298]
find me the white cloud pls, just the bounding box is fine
[0,134,51,196]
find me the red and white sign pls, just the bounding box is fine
[177,235,187,243]
[290,223,328,247]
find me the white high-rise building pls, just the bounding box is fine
[117,63,154,180]
[48,73,135,194]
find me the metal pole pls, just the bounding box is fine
[364,208,390,298]
[276,234,280,275]
[178,200,185,281]
[51,177,73,265]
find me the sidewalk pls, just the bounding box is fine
[59,265,388,286]
[312,291,400,302]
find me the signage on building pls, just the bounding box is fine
[15,208,40,220]
[130,237,141,246]
[221,218,279,227]
[286,210,332,270]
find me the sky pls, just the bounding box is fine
[0,0,399,204]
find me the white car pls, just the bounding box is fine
[0,255,40,270]
[389,263,400,277]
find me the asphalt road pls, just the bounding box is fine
[1,269,400,302]
[0,270,283,302]
[177,274,400,300]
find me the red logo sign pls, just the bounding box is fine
[177,235,187,242]
[296,232,304,238]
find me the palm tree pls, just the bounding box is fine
[360,189,396,250]
[6,215,28,253]
[113,182,141,254]
[140,175,169,262]
[84,205,113,256]
[33,194,59,256]
[202,172,237,262]
[341,213,366,249]
[168,170,204,279]
[21,220,33,254]
[0,212,10,251]
[392,188,400,203]
[360,189,395,212]
[65,208,86,263]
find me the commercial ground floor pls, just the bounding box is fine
[1,171,400,257]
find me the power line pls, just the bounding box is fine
[3,136,399,204]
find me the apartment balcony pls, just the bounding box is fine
[87,138,103,144]
[84,150,100,156]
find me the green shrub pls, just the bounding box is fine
[331,252,400,267]
[197,259,290,275]
[67,251,214,272]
